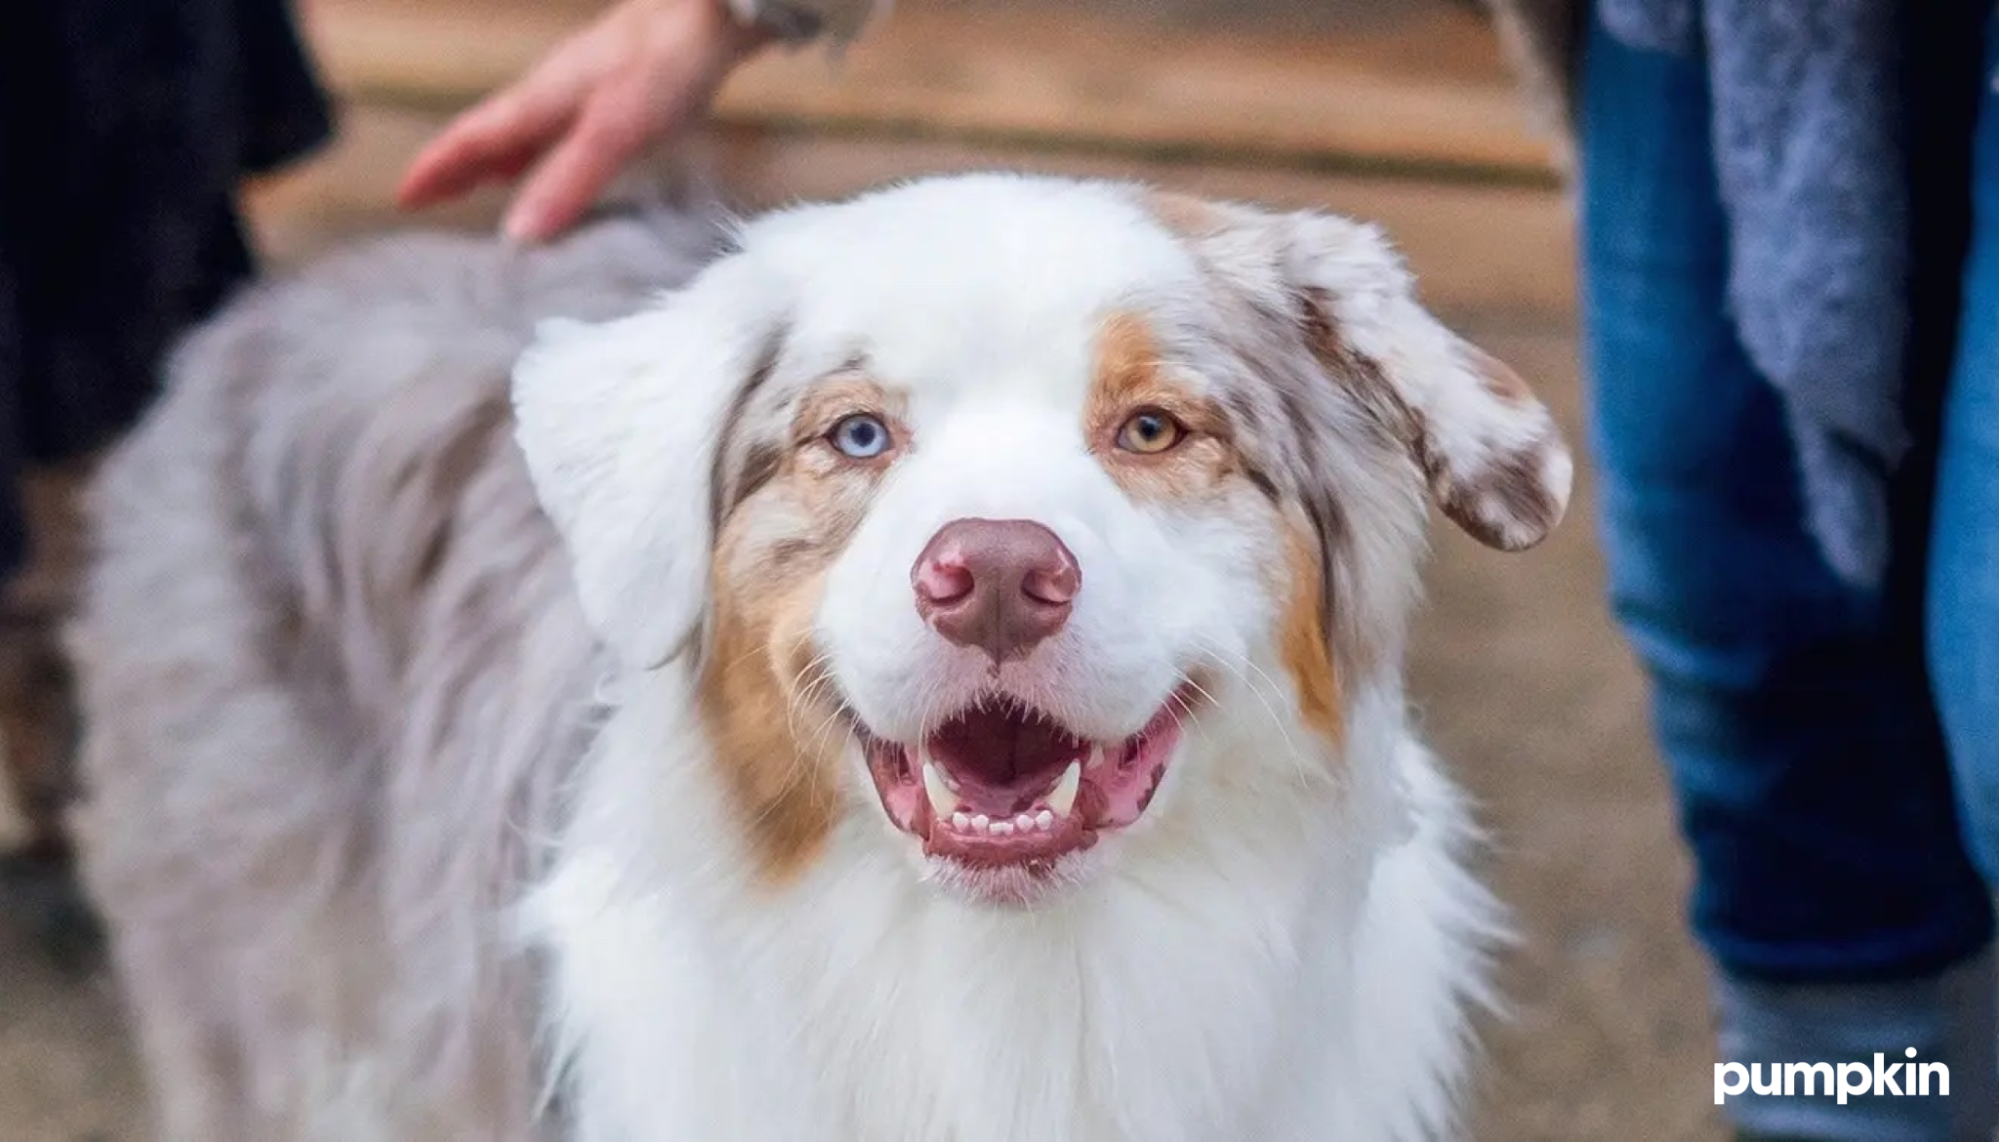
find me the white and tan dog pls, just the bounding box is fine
[70,172,1569,1140]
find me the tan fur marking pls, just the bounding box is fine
[1280,521,1343,744]
[697,375,895,883]
[698,574,841,882]
[1091,311,1167,416]
[1088,312,1240,502]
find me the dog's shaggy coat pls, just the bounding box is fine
[71,174,1569,1140]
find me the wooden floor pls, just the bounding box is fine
[0,3,1721,1140]
[307,0,1553,181]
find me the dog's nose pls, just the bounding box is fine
[912,518,1079,662]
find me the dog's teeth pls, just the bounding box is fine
[1048,760,1081,817]
[1086,745,1108,771]
[922,761,960,818]
[971,814,990,831]
[1035,809,1055,830]
[1014,812,1037,832]
[951,811,971,832]
[991,820,1014,836]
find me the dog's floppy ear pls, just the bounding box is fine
[1162,195,1572,551]
[512,257,784,666]
[1282,212,1571,551]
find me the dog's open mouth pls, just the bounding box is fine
[863,692,1188,874]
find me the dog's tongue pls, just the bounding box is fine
[928,706,1087,816]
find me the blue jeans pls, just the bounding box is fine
[1580,2,1999,1136]
[1935,21,1999,890]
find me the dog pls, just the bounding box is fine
[69,172,1570,1139]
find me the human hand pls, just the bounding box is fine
[396,0,771,243]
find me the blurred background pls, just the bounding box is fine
[0,1,1714,1138]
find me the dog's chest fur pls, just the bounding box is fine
[530,675,1491,1139]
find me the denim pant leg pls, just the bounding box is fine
[1579,12,1997,1137]
[1935,15,1999,890]
[1933,32,1999,1125]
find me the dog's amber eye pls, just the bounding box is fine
[1116,409,1185,455]
[829,413,892,459]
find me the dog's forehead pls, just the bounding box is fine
[743,177,1201,407]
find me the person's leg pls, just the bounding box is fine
[1935,13,1999,904]
[1579,9,1997,1139]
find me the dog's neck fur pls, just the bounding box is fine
[528,659,1489,1139]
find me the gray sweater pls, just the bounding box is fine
[1600,0,1906,589]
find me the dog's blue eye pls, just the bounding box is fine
[830,413,890,459]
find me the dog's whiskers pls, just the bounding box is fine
[782,651,834,749]
[1191,637,1317,785]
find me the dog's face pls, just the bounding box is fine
[515,175,1568,905]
